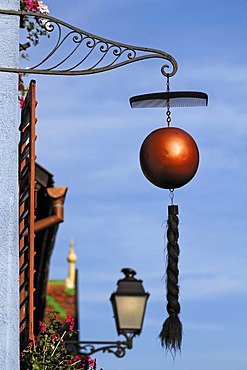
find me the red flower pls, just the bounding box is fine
[65,314,75,331]
[39,321,47,332]
[25,0,39,12]
[88,357,95,367]
[20,97,25,109]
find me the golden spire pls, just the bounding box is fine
[66,238,77,289]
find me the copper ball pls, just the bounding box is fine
[140,127,199,189]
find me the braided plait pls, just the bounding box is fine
[159,205,182,354]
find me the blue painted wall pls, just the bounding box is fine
[0,1,20,368]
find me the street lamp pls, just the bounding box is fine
[110,268,149,342]
[67,268,149,358]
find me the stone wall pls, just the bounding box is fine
[0,1,20,368]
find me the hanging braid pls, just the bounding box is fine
[159,204,182,355]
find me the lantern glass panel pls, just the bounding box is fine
[115,296,147,331]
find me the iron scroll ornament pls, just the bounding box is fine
[65,333,134,358]
[0,9,178,77]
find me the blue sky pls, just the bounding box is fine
[21,1,247,369]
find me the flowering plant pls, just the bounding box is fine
[18,73,29,109]
[19,0,50,106]
[20,0,50,46]
[20,312,97,370]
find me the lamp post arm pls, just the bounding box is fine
[66,334,135,358]
[0,9,178,78]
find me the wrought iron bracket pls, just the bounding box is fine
[66,333,134,358]
[0,9,178,78]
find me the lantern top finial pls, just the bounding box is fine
[121,268,137,280]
